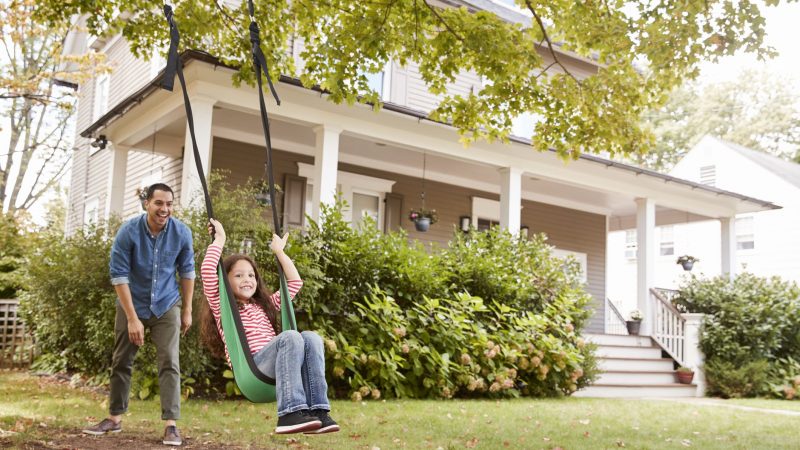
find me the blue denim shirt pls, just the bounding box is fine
[109,214,195,319]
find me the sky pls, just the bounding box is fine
[3,1,800,225]
[698,1,800,84]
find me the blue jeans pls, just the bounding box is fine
[253,330,330,416]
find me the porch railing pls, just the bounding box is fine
[650,288,685,367]
[0,299,36,369]
[605,297,629,335]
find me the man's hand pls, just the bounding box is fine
[127,317,145,346]
[181,309,192,336]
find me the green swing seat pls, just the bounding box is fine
[162,2,295,403]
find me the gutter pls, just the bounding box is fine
[80,50,779,212]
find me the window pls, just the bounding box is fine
[93,74,109,122]
[699,165,716,186]
[624,229,637,260]
[552,248,588,284]
[298,163,395,230]
[362,61,392,101]
[477,218,499,231]
[352,192,380,229]
[84,197,99,226]
[659,225,675,256]
[471,197,500,231]
[736,216,755,250]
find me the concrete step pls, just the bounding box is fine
[584,333,655,347]
[573,383,698,398]
[597,370,679,385]
[596,345,664,359]
[599,357,675,372]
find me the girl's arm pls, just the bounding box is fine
[201,219,228,314]
[270,233,300,282]
[268,233,303,310]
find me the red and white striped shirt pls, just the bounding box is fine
[201,244,302,363]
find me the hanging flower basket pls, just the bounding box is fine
[676,255,699,271]
[409,208,438,232]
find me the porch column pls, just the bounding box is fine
[311,125,342,223]
[498,167,522,234]
[180,96,215,208]
[105,143,129,219]
[720,216,737,280]
[635,197,655,336]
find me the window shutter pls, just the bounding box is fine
[282,174,307,230]
[383,193,403,233]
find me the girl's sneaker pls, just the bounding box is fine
[304,410,340,434]
[275,411,322,434]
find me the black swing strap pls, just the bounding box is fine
[245,0,298,331]
[161,4,276,385]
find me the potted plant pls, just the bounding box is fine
[408,208,438,232]
[676,255,699,271]
[676,366,695,384]
[626,309,643,335]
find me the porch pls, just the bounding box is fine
[79,52,779,339]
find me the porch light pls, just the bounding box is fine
[90,135,108,150]
[520,225,530,239]
[459,216,471,232]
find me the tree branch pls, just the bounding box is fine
[523,0,579,84]
[422,0,465,42]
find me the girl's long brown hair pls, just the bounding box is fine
[199,254,280,359]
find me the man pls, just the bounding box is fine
[83,183,195,446]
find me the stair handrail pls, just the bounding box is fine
[650,287,686,367]
[605,297,629,335]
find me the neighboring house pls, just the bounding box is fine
[608,135,798,316]
[62,0,777,361]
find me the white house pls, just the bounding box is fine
[608,135,798,318]
[62,3,780,396]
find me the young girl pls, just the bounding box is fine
[200,218,339,435]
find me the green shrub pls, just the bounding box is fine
[0,213,25,299]
[300,205,597,399]
[19,221,120,375]
[704,359,770,398]
[676,272,800,398]
[318,287,598,399]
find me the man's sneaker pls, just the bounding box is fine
[275,410,322,434]
[163,425,182,446]
[304,409,340,434]
[82,418,122,435]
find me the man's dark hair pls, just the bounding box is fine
[146,183,174,200]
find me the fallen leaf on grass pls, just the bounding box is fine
[583,432,590,438]
[616,439,626,447]
[349,433,362,440]
[681,439,692,447]
[578,419,590,425]
[465,437,479,448]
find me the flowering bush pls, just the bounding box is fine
[408,208,438,224]
[301,213,598,400]
[629,309,643,321]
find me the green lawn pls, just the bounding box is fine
[0,371,797,449]
[717,398,800,413]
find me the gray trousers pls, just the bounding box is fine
[109,302,181,420]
